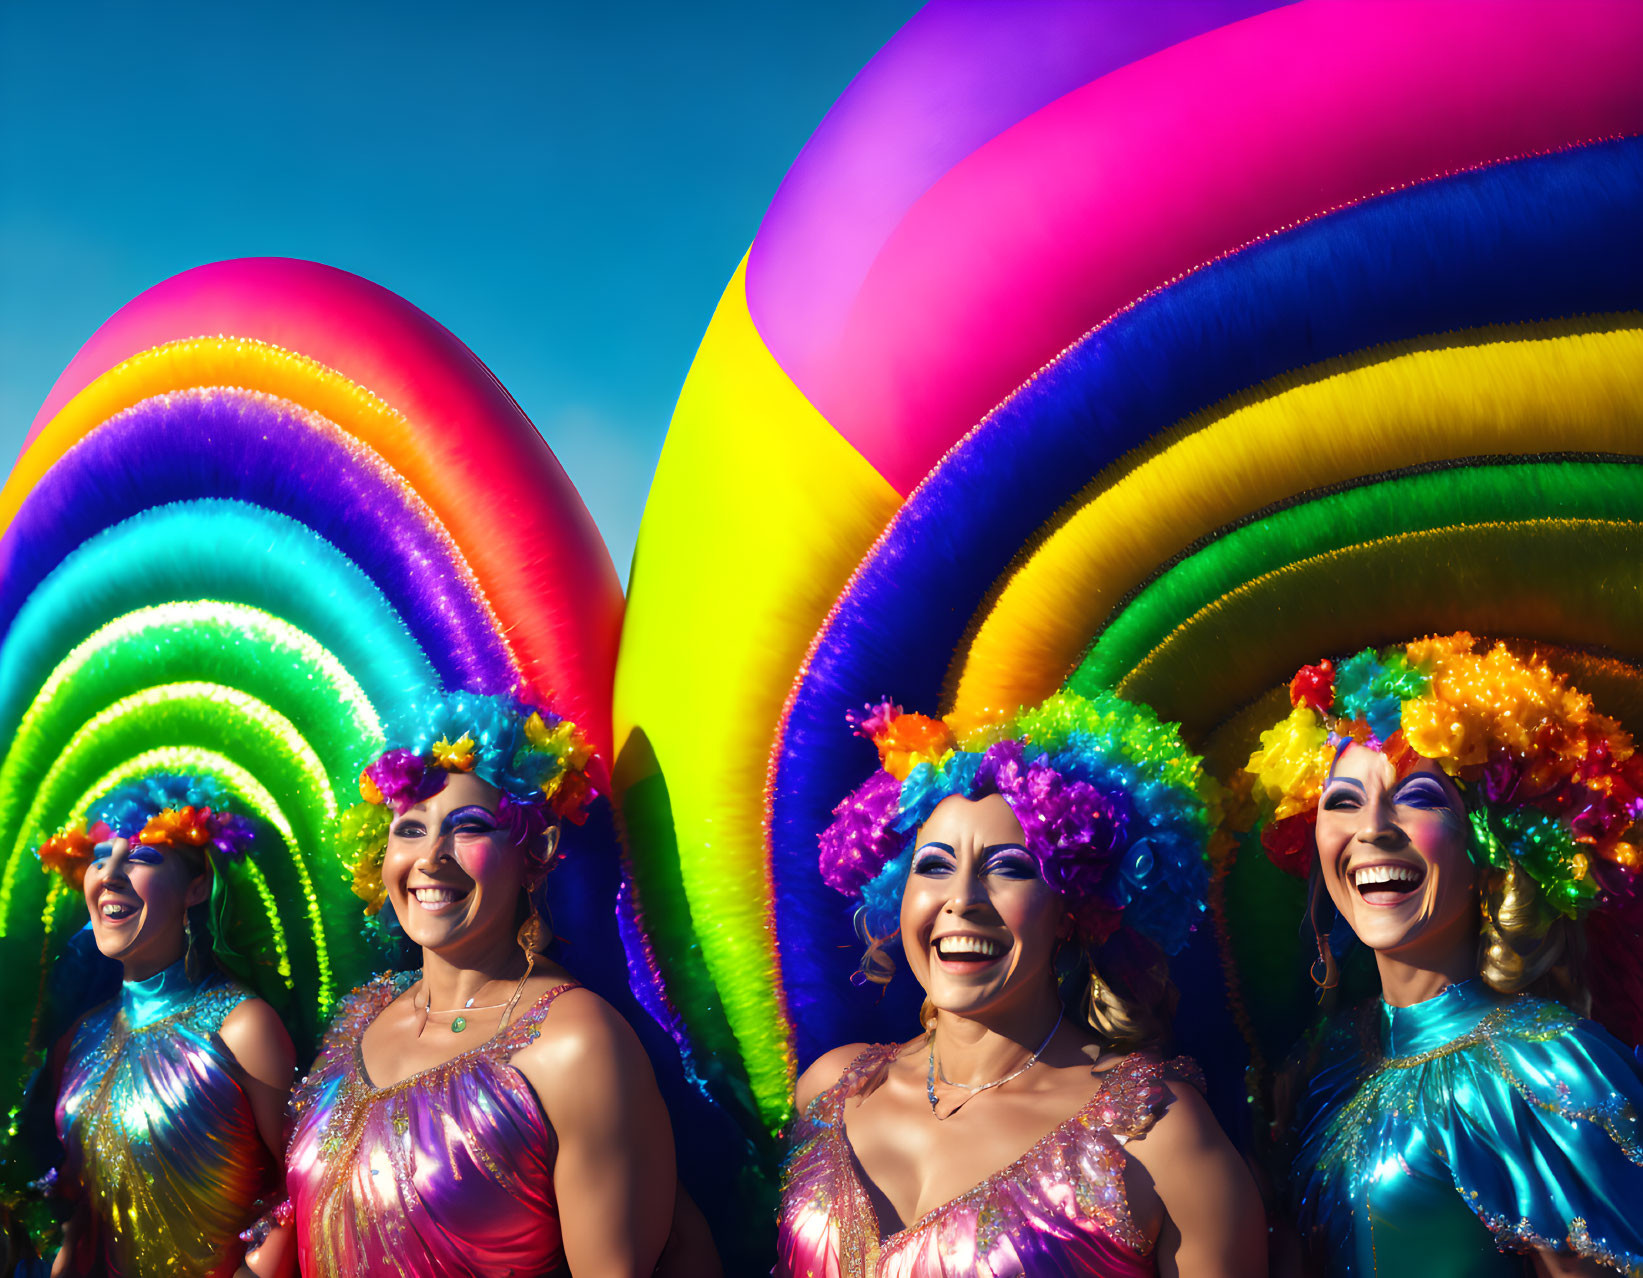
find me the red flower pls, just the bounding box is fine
[1289,660,1335,715]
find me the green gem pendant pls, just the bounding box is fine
[450,1016,467,1033]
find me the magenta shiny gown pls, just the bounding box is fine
[777,1045,1201,1278]
[283,973,577,1278]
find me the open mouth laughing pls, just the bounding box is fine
[98,896,140,923]
[931,932,1008,971]
[1348,861,1427,906]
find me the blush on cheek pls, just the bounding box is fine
[454,839,508,884]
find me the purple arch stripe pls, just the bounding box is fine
[0,389,520,695]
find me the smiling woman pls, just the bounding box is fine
[1243,632,1643,1277]
[778,690,1265,1278]
[244,689,710,1278]
[28,774,294,1278]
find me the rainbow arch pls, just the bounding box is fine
[0,258,623,1117]
[615,0,1643,1130]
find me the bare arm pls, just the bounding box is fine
[515,989,676,1278]
[1126,1083,1267,1278]
[44,1021,87,1278]
[218,998,295,1159]
[218,999,296,1278]
[50,1217,82,1278]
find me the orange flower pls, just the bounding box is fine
[39,828,97,890]
[871,712,956,783]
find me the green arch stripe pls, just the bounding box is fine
[1072,459,1643,696]
[1098,519,1643,739]
[0,685,342,1005]
[0,601,380,848]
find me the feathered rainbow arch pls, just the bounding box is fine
[0,258,624,1129]
[613,0,1643,1134]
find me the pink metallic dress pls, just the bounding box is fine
[282,972,576,1278]
[777,1044,1202,1278]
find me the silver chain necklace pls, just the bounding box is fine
[925,1009,1065,1119]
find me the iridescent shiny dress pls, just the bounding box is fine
[1292,979,1643,1276]
[777,1044,1201,1278]
[283,973,576,1278]
[55,959,271,1278]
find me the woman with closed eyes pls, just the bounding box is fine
[244,690,691,1278]
[1244,633,1643,1277]
[778,691,1265,1278]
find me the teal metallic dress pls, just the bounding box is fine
[1291,979,1643,1276]
[54,959,272,1278]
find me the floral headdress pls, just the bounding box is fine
[344,689,595,919]
[818,689,1217,957]
[1245,632,1643,917]
[37,773,255,891]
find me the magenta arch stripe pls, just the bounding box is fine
[784,0,1643,494]
[745,0,1279,392]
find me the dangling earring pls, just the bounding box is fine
[184,914,202,982]
[516,895,545,979]
[1305,865,1340,993]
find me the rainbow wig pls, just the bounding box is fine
[345,689,595,919]
[1245,632,1643,920]
[37,773,256,892]
[819,689,1217,961]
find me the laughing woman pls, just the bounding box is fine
[1245,634,1643,1277]
[34,776,294,1278]
[244,691,683,1278]
[778,691,1265,1278]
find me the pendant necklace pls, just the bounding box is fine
[415,965,532,1036]
[926,1009,1064,1120]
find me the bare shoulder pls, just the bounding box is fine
[510,986,653,1107]
[219,995,288,1042]
[1123,1073,1237,1172]
[218,997,296,1078]
[795,1041,876,1112]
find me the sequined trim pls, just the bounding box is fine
[1459,1188,1643,1276]
[1302,993,1643,1275]
[784,1043,1198,1272]
[1377,998,1573,1070]
[296,973,576,1267]
[1312,996,1629,1179]
[1482,1030,1643,1164]
[882,1052,1197,1250]
[347,979,578,1098]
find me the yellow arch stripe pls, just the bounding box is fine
[614,257,899,1122]
[0,336,414,535]
[946,321,1643,736]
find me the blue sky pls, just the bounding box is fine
[0,1,919,580]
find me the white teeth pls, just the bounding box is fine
[412,887,466,904]
[935,935,1005,959]
[100,901,136,919]
[1352,865,1422,889]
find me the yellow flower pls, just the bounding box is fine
[1246,705,1330,821]
[430,733,477,772]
